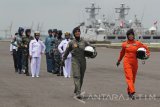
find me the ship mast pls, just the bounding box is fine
[85,3,101,28]
[115,3,130,21]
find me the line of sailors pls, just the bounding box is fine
[10,27,73,78]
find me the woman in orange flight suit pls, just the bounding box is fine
[116,29,150,100]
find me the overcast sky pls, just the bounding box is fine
[0,0,159,36]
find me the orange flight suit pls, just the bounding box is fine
[118,40,150,93]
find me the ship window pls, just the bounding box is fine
[118,36,126,39]
[142,36,151,39]
[153,36,160,39]
[107,36,116,39]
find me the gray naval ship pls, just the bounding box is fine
[79,3,160,43]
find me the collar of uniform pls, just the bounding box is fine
[18,34,23,38]
[49,35,53,38]
[127,40,135,44]
[65,39,70,41]
[74,38,82,42]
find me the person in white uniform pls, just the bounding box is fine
[10,33,18,72]
[29,31,45,77]
[58,32,72,78]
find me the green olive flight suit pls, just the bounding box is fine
[63,38,89,95]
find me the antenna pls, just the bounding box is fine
[30,21,34,30]
[115,3,130,20]
[85,3,101,28]
[39,22,44,33]
[9,21,13,37]
[141,5,145,24]
[37,22,40,31]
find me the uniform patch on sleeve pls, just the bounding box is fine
[74,43,78,48]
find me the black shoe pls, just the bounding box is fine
[128,92,135,100]
[61,73,64,76]
[26,73,30,76]
[74,93,82,99]
[18,69,22,74]
[47,71,52,73]
[57,73,61,76]
[52,71,58,74]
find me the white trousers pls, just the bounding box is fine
[63,58,71,78]
[31,57,41,77]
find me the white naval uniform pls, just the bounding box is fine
[58,39,72,78]
[29,39,45,77]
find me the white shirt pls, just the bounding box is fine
[10,41,17,51]
[29,39,45,57]
[58,39,71,58]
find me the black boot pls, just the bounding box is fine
[26,71,30,76]
[52,71,58,74]
[74,92,82,99]
[57,73,61,76]
[128,92,135,100]
[47,70,52,73]
[61,72,64,76]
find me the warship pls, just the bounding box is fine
[80,3,160,43]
